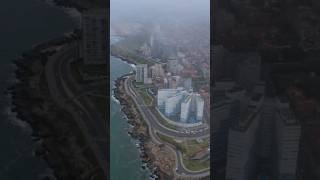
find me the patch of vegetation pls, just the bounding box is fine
[137,89,153,105]
[133,81,144,87]
[183,158,210,172]
[180,139,209,158]
[150,108,179,130]
[132,82,154,106]
[157,132,186,152]
[156,133,210,171]
[157,133,209,156]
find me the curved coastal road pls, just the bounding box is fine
[123,75,210,178]
[48,42,209,178]
[126,76,210,139]
[46,44,107,177]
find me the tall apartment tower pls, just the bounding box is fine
[212,80,238,179]
[165,93,184,116]
[274,97,301,180]
[135,64,152,84]
[258,97,276,172]
[180,93,204,122]
[195,94,205,121]
[225,94,263,180]
[157,89,182,108]
[135,64,148,83]
[180,95,192,122]
[81,8,107,65]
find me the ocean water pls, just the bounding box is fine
[0,0,75,179]
[110,55,152,180]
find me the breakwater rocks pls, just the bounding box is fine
[114,76,174,180]
[10,36,105,180]
[113,76,158,178]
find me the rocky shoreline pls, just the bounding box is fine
[113,76,159,179]
[9,34,106,180]
[113,75,175,180]
[7,1,109,180]
[110,51,137,65]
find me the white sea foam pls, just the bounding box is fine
[130,64,136,69]
[111,94,120,104]
[4,106,32,133]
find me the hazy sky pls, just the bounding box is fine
[110,0,210,24]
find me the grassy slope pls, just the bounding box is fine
[156,133,210,171]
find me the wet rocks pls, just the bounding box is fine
[114,76,163,179]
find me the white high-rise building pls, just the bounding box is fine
[157,88,183,109]
[196,94,205,121]
[165,93,184,116]
[275,97,300,180]
[212,80,243,176]
[81,8,107,65]
[135,64,148,83]
[158,88,204,123]
[226,87,264,180]
[259,97,275,159]
[180,96,192,122]
[180,93,204,122]
[135,64,152,84]
[226,113,260,180]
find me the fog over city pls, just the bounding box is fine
[110,0,211,178]
[110,0,210,50]
[111,0,209,24]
